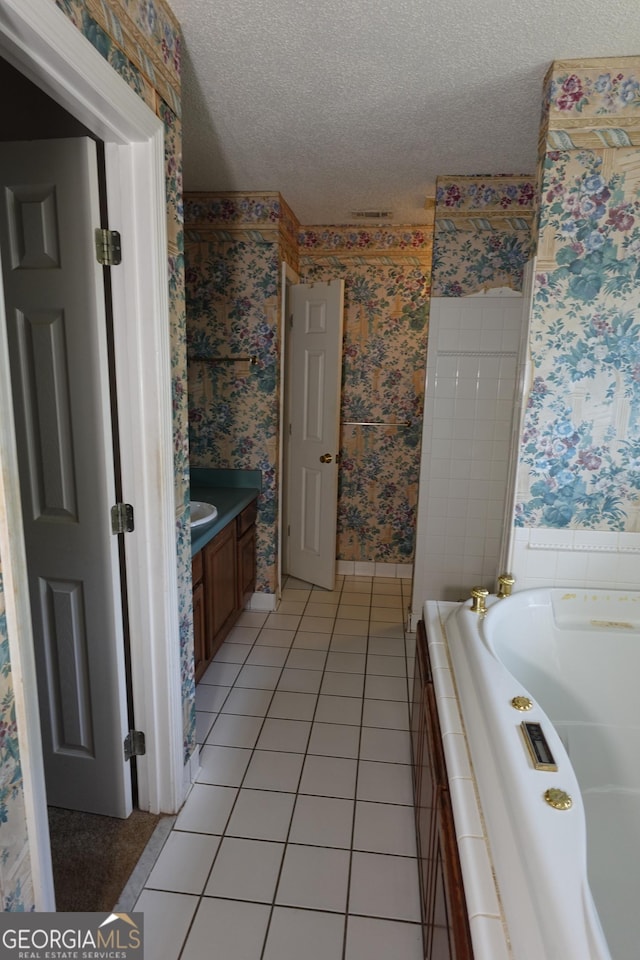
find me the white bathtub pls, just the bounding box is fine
[438,587,640,960]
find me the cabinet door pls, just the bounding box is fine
[237,524,256,608]
[204,522,238,660]
[193,581,206,683]
[419,696,439,952]
[411,621,428,773]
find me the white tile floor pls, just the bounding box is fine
[135,575,422,960]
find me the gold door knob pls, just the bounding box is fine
[319,453,333,463]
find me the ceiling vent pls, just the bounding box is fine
[350,209,393,220]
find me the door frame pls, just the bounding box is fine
[0,0,184,909]
[278,261,299,597]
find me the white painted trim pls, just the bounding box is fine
[247,591,278,612]
[104,140,184,815]
[337,560,414,579]
[0,0,184,907]
[278,262,299,600]
[0,252,55,911]
[498,258,535,578]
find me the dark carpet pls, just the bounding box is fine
[48,807,162,913]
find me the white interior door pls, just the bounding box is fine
[286,280,344,590]
[0,137,132,818]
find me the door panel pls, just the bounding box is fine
[287,280,344,590]
[40,577,93,755]
[0,138,132,817]
[12,308,77,519]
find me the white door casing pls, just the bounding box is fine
[278,261,299,600]
[0,0,183,909]
[0,137,132,818]
[286,280,344,590]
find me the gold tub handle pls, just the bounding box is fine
[470,586,489,615]
[497,573,515,598]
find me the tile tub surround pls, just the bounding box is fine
[135,575,424,960]
[422,600,512,960]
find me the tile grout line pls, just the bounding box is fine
[340,577,371,960]
[257,576,346,960]
[176,579,317,959]
[161,575,417,959]
[176,610,283,959]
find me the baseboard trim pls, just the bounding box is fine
[247,591,278,612]
[337,561,413,579]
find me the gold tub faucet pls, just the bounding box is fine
[470,586,489,615]
[497,573,515,598]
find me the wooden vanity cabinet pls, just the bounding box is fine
[204,520,238,664]
[192,550,206,681]
[236,500,258,609]
[193,496,258,683]
[412,620,473,960]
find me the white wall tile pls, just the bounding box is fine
[469,916,512,960]
[456,837,501,919]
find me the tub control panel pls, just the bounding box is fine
[520,721,558,772]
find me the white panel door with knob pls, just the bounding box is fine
[0,138,132,817]
[286,280,344,590]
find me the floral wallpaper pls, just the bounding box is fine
[435,177,536,213]
[431,176,535,296]
[542,58,640,151]
[299,228,432,564]
[185,193,300,595]
[0,573,31,912]
[0,0,189,911]
[515,63,640,530]
[185,212,432,576]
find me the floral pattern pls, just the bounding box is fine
[184,194,282,226]
[0,573,33,912]
[431,176,535,296]
[185,214,432,575]
[299,237,431,564]
[186,228,282,593]
[548,63,640,117]
[432,226,533,296]
[299,227,431,252]
[435,177,536,212]
[516,146,640,529]
[0,0,189,911]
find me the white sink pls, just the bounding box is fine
[190,501,218,529]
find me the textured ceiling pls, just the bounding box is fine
[168,0,640,225]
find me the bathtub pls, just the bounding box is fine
[434,587,640,960]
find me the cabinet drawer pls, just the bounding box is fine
[192,549,203,586]
[237,498,258,536]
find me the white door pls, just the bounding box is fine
[0,138,132,818]
[286,280,344,590]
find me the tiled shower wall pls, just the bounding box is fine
[411,176,534,615]
[412,293,525,605]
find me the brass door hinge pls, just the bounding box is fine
[124,730,146,761]
[111,503,134,534]
[95,228,122,266]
